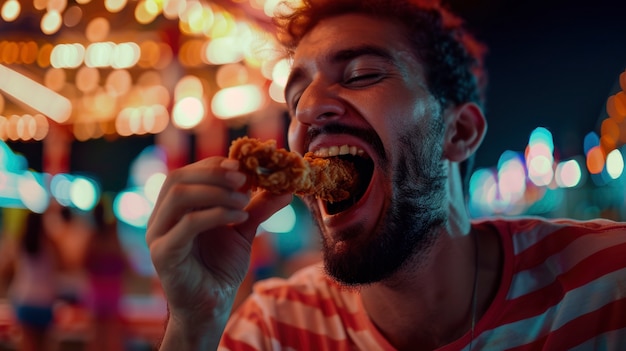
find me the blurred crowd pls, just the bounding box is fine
[0,197,321,351]
[0,197,148,351]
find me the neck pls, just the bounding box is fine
[360,230,479,350]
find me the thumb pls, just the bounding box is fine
[235,191,294,240]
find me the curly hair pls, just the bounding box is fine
[274,0,487,109]
[273,0,487,196]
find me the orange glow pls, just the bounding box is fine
[47,0,68,12]
[586,146,605,174]
[621,71,626,93]
[600,134,617,154]
[86,17,110,42]
[44,68,67,92]
[33,0,47,10]
[606,95,625,122]
[76,66,100,93]
[20,41,38,64]
[37,44,53,67]
[1,41,19,64]
[138,41,160,68]
[179,39,204,67]
[601,117,619,141]
[105,69,132,97]
[614,92,626,116]
[216,63,248,88]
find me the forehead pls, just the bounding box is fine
[293,13,414,64]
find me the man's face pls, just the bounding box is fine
[285,14,449,285]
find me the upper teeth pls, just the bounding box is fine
[312,144,366,158]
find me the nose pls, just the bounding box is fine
[294,78,345,126]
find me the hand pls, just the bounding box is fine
[146,157,292,328]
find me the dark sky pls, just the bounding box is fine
[447,0,626,168]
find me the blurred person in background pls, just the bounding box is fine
[84,196,132,351]
[1,210,61,351]
[45,201,91,307]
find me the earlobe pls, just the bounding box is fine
[443,102,487,162]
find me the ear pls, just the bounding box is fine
[443,102,487,162]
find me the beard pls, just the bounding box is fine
[305,117,448,286]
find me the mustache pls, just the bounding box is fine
[305,123,387,162]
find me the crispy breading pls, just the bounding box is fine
[228,137,358,203]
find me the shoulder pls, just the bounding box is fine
[473,216,626,251]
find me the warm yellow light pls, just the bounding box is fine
[0,115,7,141]
[174,75,204,100]
[135,0,159,24]
[216,63,248,88]
[208,10,235,38]
[205,37,242,64]
[44,68,67,92]
[41,10,63,35]
[268,80,286,103]
[85,42,114,67]
[33,0,47,11]
[163,0,184,19]
[271,58,291,86]
[172,97,205,129]
[105,69,132,97]
[50,43,85,68]
[211,84,264,119]
[47,0,68,13]
[76,66,100,93]
[1,0,21,22]
[105,0,128,12]
[0,64,72,123]
[111,42,140,69]
[86,17,110,42]
[33,114,49,140]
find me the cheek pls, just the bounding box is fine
[287,119,304,153]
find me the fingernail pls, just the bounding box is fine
[221,159,239,170]
[231,191,249,206]
[225,171,246,187]
[229,210,249,223]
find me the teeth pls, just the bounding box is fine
[313,144,366,158]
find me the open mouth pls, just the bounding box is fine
[326,154,375,215]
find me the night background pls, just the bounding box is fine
[5,0,626,193]
[450,0,626,169]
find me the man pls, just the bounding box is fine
[146,0,626,349]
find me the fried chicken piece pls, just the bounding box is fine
[228,137,358,203]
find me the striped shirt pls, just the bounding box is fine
[220,217,626,350]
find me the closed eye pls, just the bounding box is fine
[344,72,384,87]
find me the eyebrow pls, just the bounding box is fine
[284,44,395,105]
